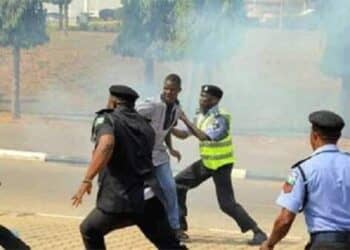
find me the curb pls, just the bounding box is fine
[0,149,88,165]
[45,155,89,165]
[0,149,46,162]
[0,149,284,182]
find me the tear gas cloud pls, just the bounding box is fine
[1,0,349,136]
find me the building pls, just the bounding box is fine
[44,0,122,23]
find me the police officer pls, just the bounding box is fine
[172,85,267,245]
[261,110,350,250]
[71,85,186,250]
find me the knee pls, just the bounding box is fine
[162,180,177,196]
[218,200,236,214]
[80,219,96,237]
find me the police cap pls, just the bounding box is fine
[109,85,139,102]
[309,110,345,136]
[201,85,223,99]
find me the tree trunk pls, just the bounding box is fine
[341,76,350,137]
[59,3,63,30]
[64,1,69,35]
[12,46,21,119]
[144,58,154,85]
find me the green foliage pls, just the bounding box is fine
[114,0,245,63]
[321,0,350,78]
[0,0,49,48]
[113,0,177,60]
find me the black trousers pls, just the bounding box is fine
[306,241,350,250]
[175,161,257,233]
[80,197,186,250]
[0,225,30,250]
[305,234,350,250]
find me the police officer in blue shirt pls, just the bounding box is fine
[173,85,267,245]
[261,110,350,250]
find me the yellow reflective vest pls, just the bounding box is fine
[196,109,235,170]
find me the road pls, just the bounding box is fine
[0,159,308,243]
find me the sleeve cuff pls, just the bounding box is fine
[276,196,300,214]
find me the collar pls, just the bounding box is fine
[312,144,338,156]
[202,104,219,116]
[115,105,135,113]
[95,108,113,115]
[160,94,180,106]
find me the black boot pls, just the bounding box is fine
[248,228,267,245]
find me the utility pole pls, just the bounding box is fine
[83,0,88,13]
[279,0,284,30]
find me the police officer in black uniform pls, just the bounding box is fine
[72,85,186,250]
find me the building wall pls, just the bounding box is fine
[44,0,122,20]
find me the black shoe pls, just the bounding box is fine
[174,229,190,242]
[247,231,267,245]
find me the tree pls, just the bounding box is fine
[320,0,350,136]
[113,0,177,85]
[174,0,246,112]
[175,0,245,79]
[0,0,49,119]
[45,0,72,31]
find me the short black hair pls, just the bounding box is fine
[164,73,181,88]
[110,95,135,108]
[312,125,341,143]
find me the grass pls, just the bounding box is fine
[0,31,116,97]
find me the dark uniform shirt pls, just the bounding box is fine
[91,106,156,214]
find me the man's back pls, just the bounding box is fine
[97,106,156,213]
[302,145,350,232]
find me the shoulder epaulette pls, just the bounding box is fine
[291,156,312,169]
[91,109,114,143]
[291,156,311,213]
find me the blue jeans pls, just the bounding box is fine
[155,162,180,230]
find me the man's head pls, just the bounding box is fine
[107,85,139,109]
[308,110,345,150]
[162,74,182,104]
[199,85,223,112]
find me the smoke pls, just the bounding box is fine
[171,0,343,135]
[1,0,347,137]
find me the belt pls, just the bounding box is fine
[311,232,350,243]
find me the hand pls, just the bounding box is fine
[260,240,274,250]
[71,181,92,208]
[169,149,182,162]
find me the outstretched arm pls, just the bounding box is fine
[260,208,296,250]
[179,112,210,141]
[171,127,190,140]
[72,134,114,207]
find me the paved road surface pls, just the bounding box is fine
[0,159,308,244]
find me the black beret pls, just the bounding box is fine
[109,85,139,102]
[201,85,223,99]
[309,110,345,132]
